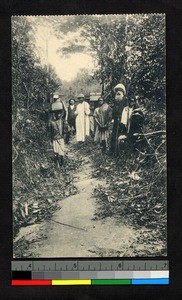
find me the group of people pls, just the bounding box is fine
[49,83,144,167]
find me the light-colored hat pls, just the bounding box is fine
[53,90,64,98]
[53,93,59,99]
[77,93,84,99]
[114,83,126,95]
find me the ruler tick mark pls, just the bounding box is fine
[11,260,169,277]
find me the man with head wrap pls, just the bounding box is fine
[108,83,132,155]
[109,83,145,156]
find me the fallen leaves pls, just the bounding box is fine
[89,137,166,256]
[128,171,142,180]
[13,145,81,238]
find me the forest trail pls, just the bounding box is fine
[12,15,167,259]
[16,137,136,258]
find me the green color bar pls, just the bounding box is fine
[92,279,131,285]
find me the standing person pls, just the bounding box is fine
[75,93,90,142]
[109,83,144,156]
[93,97,112,153]
[65,98,77,144]
[51,92,68,122]
[50,110,65,167]
[67,98,76,132]
[50,92,68,166]
[109,83,132,156]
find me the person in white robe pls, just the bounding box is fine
[75,94,90,142]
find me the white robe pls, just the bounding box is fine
[121,106,133,133]
[75,101,90,142]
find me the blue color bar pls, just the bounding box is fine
[132,278,169,285]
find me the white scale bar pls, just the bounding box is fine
[132,271,169,278]
[95,271,169,279]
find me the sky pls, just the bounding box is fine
[34,24,95,82]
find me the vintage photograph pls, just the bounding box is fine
[12,14,167,258]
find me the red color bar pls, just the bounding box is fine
[12,280,52,286]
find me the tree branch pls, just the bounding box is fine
[133,130,166,137]
[13,145,19,164]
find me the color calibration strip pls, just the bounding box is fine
[12,260,169,285]
[12,278,169,286]
[12,271,169,285]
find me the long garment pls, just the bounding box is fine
[110,101,132,155]
[50,119,64,156]
[75,101,90,142]
[93,103,112,146]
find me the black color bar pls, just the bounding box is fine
[12,271,32,280]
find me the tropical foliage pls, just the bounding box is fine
[12,15,166,255]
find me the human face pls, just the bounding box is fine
[115,90,124,102]
[70,100,75,105]
[78,97,84,103]
[98,99,104,106]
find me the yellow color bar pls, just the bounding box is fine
[52,280,91,285]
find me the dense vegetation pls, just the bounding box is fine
[53,14,166,248]
[12,14,166,253]
[12,16,78,237]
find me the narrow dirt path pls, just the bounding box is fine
[20,138,136,258]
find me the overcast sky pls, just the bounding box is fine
[34,24,95,82]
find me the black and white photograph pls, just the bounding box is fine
[12,14,167,258]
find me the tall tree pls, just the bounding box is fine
[53,15,165,108]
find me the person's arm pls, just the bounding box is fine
[93,109,102,127]
[104,107,113,128]
[50,122,54,142]
[62,100,68,121]
[85,102,90,115]
[109,107,113,121]
[132,106,146,116]
[95,118,101,127]
[74,104,79,116]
